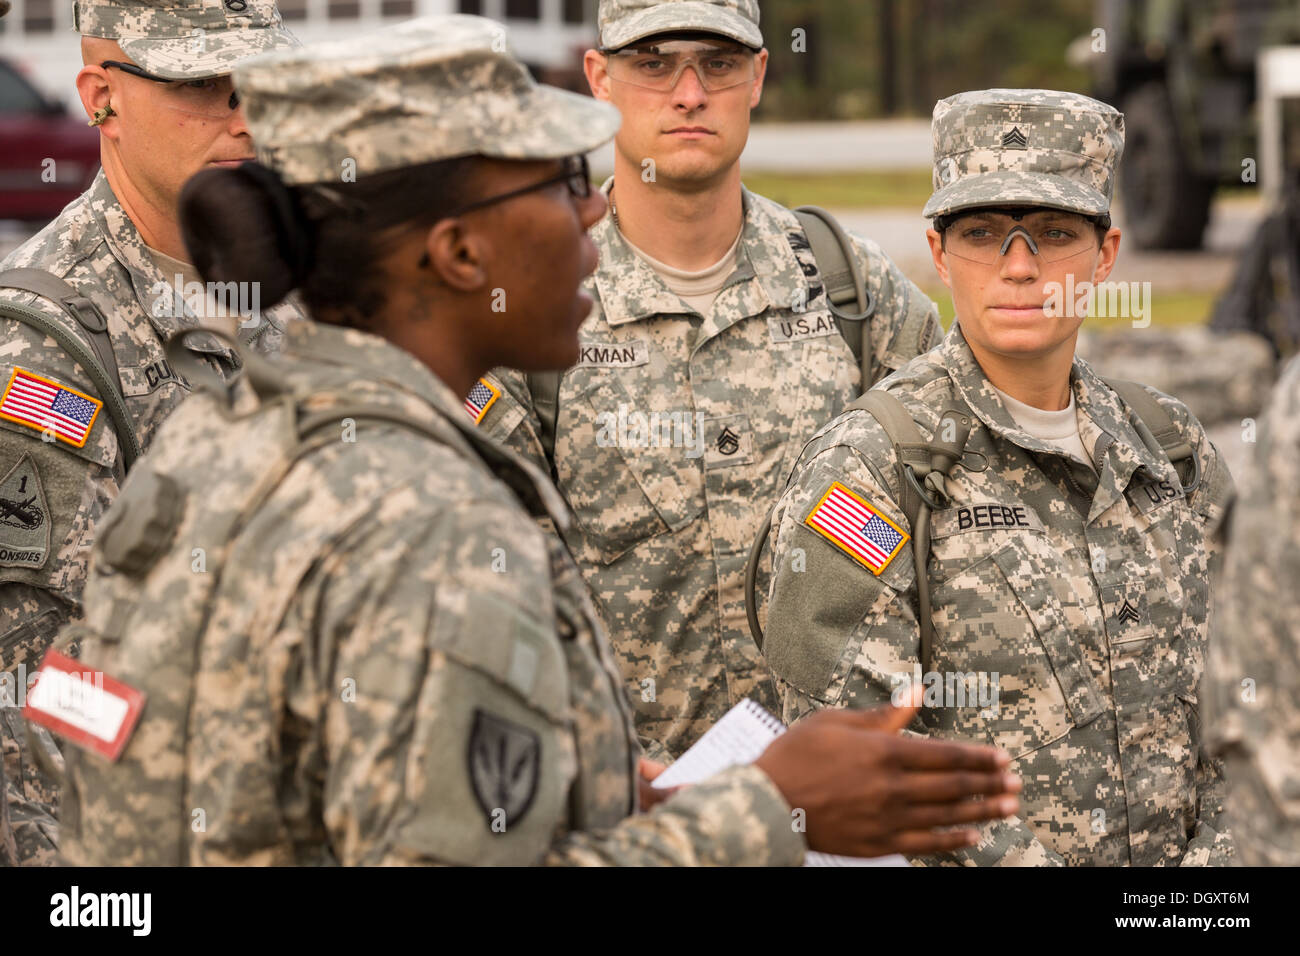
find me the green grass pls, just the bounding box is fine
[921,287,1219,331]
[741,168,934,210]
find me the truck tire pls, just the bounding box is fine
[1119,82,1215,249]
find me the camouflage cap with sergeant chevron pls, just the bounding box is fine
[599,0,762,50]
[73,0,299,80]
[922,88,1125,219]
[233,14,621,185]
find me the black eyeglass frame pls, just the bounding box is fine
[443,154,592,218]
[415,155,592,268]
[100,59,239,111]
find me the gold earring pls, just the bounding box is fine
[88,105,116,127]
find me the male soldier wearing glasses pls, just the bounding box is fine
[471,0,941,763]
[0,0,299,865]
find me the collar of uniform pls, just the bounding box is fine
[283,319,574,531]
[593,180,803,326]
[594,178,699,325]
[738,187,817,312]
[90,170,239,364]
[941,322,1171,489]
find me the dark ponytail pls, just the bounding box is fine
[180,162,310,311]
[180,156,479,328]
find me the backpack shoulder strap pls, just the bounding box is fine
[744,387,972,675]
[794,206,874,385]
[0,268,142,470]
[1103,377,1199,493]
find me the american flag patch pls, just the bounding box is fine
[464,377,501,425]
[0,368,103,449]
[804,481,909,575]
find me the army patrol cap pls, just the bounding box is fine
[923,88,1125,219]
[73,0,299,80]
[599,0,763,51]
[234,14,621,185]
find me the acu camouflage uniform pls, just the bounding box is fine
[476,4,940,762]
[762,89,1236,866]
[1204,355,1300,867]
[0,0,299,866]
[53,10,805,868]
[58,310,803,866]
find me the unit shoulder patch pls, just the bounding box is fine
[0,453,51,569]
[804,480,909,575]
[467,709,540,830]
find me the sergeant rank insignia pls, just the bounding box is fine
[0,368,103,449]
[805,481,909,575]
[464,377,501,425]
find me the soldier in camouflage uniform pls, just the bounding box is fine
[42,15,1021,866]
[762,89,1236,865]
[1203,356,1300,866]
[0,0,299,865]
[471,0,942,761]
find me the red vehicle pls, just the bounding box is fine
[0,58,99,224]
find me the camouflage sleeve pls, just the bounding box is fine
[545,762,804,866]
[0,309,124,866]
[846,233,942,385]
[762,434,1065,867]
[473,368,551,471]
[1138,386,1236,865]
[304,496,800,866]
[1202,358,1300,866]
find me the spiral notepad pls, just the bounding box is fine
[653,698,909,868]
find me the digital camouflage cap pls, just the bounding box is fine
[73,0,299,80]
[599,0,762,50]
[234,14,621,185]
[922,88,1125,219]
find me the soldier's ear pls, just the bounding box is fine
[423,218,489,293]
[75,63,115,134]
[926,228,952,288]
[1090,227,1122,284]
[584,49,612,102]
[749,48,769,109]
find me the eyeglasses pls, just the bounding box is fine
[444,155,591,218]
[602,40,757,92]
[101,60,240,117]
[417,156,592,267]
[942,210,1101,264]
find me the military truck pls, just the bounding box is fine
[1083,0,1300,249]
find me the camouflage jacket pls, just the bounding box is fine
[475,183,941,759]
[1204,355,1300,867]
[763,324,1235,866]
[56,320,805,866]
[0,170,296,865]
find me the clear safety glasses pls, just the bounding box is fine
[603,40,757,93]
[942,210,1102,264]
[101,60,240,119]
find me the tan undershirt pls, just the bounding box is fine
[146,246,203,291]
[622,228,744,316]
[993,383,1097,474]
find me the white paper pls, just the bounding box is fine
[654,698,909,867]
